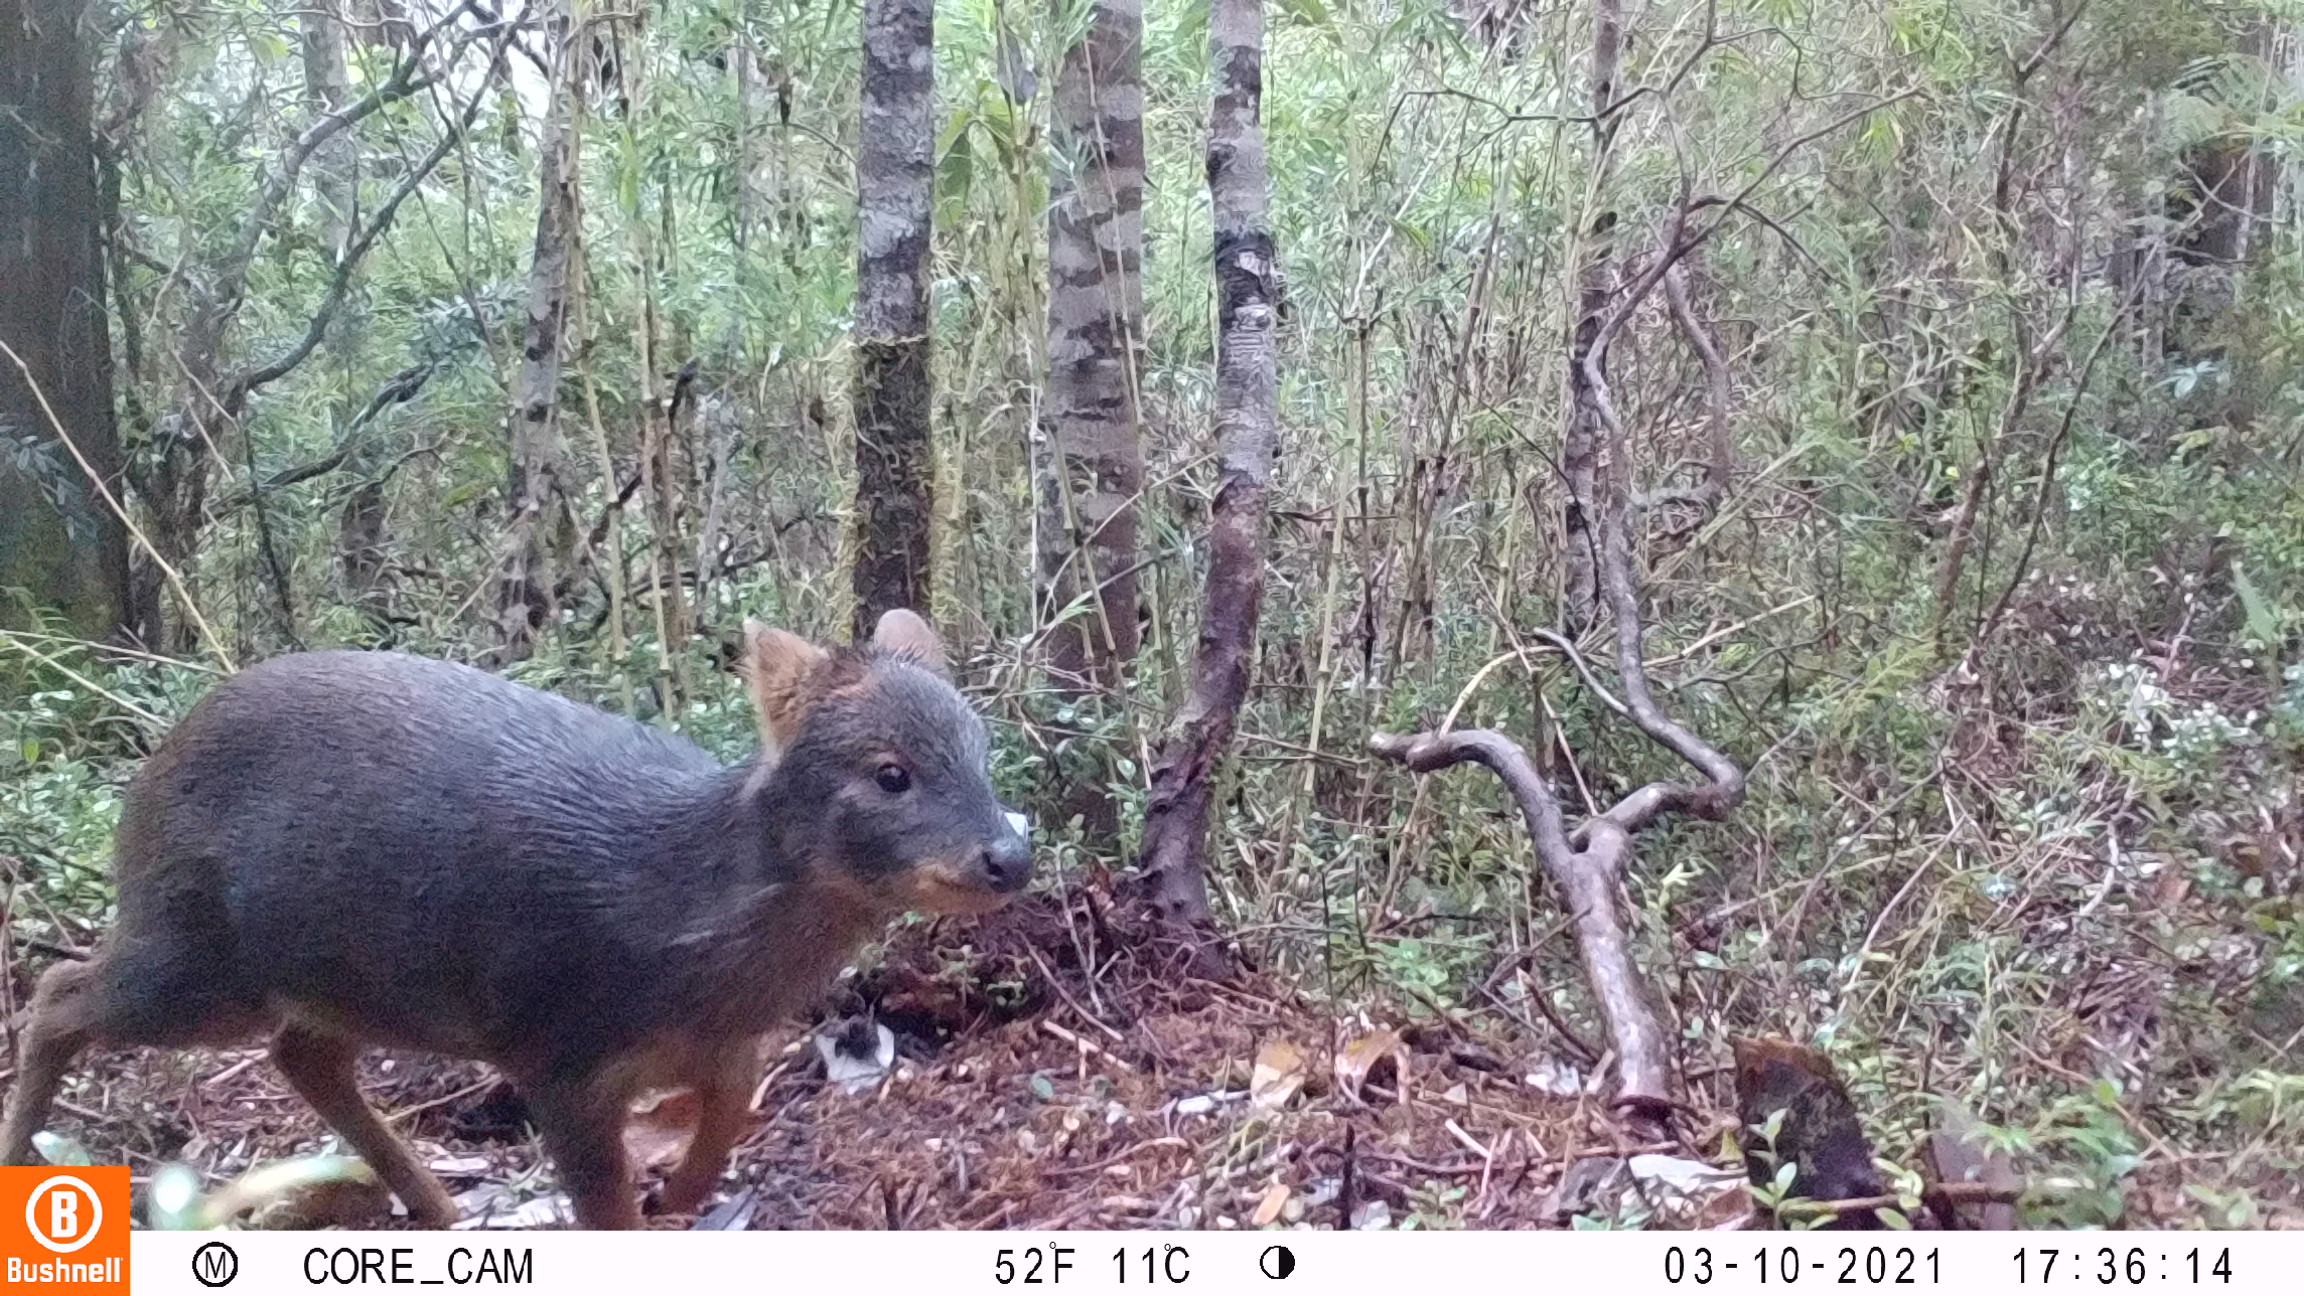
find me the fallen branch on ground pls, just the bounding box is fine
[1778,1182,2026,1221]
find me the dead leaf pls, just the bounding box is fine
[250,1170,394,1230]
[1250,1039,1307,1112]
[2152,867,2190,909]
[1627,1153,1743,1196]
[1334,1028,1407,1102]
[815,1019,898,1094]
[1696,1183,1755,1229]
[1922,1099,2017,1229]
[1251,1183,1290,1228]
[1523,1055,1583,1098]
[692,1187,757,1231]
[426,1155,494,1178]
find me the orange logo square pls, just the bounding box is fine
[1,1166,130,1290]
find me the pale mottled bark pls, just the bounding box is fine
[496,1,581,658]
[851,0,934,634]
[1137,0,1277,932]
[1041,0,1147,691]
[1368,728,1676,1117]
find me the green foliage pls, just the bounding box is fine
[4,0,2299,1232]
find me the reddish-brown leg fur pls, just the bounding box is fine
[656,1052,756,1217]
[271,1024,460,1227]
[524,1077,644,1229]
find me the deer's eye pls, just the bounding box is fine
[875,764,912,794]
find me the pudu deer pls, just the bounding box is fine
[0,610,1031,1228]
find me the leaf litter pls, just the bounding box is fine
[5,893,1771,1230]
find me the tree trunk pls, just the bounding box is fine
[1559,0,1621,633]
[850,0,935,635]
[496,1,581,659]
[300,0,357,265]
[1041,0,1148,836]
[0,0,129,641]
[1041,0,1146,690]
[1135,0,1277,932]
[301,0,390,630]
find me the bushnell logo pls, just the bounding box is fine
[2,1166,129,1288]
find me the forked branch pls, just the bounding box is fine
[1368,727,1676,1120]
[1369,563,1742,1120]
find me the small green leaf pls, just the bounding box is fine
[1029,1073,1056,1101]
[1279,0,1332,29]
[2231,560,2285,651]
[32,1131,94,1166]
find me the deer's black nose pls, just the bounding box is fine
[978,823,1034,892]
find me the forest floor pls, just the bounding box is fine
[6,885,2293,1232]
[8,888,1734,1233]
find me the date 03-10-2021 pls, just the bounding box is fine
[1662,1246,2236,1286]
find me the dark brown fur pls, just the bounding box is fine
[0,610,1029,1229]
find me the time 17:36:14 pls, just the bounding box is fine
[2012,1249,2231,1285]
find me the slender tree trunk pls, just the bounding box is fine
[496,0,581,659]
[300,0,391,629]
[94,33,163,645]
[1135,0,1277,932]
[1560,0,1621,633]
[850,0,935,634]
[1042,0,1148,836]
[1041,0,1147,689]
[300,0,357,265]
[1661,258,1732,507]
[0,0,130,641]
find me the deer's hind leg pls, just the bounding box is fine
[1,959,106,1165]
[272,1024,459,1228]
[3,945,264,1165]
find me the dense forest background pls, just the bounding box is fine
[4,0,2302,1229]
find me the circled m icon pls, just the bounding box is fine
[192,1240,241,1287]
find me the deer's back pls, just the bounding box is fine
[115,651,744,1070]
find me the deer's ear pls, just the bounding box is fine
[869,608,950,679]
[743,619,829,755]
